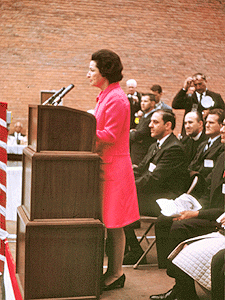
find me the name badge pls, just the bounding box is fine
[204,159,214,168]
[148,163,156,172]
[222,184,225,195]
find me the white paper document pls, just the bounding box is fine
[156,193,202,217]
[216,212,225,228]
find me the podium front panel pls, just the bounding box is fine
[16,206,104,300]
[22,147,102,220]
[28,105,96,152]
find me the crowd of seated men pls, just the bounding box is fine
[125,73,224,300]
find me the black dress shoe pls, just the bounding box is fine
[102,274,126,291]
[149,288,176,299]
[123,250,147,265]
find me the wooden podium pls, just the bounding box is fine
[16,105,104,300]
[21,148,101,220]
[28,105,97,152]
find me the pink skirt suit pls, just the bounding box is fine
[94,82,140,229]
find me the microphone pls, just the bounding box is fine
[42,87,65,105]
[52,84,75,106]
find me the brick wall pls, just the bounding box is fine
[1,0,224,135]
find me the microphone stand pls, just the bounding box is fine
[42,87,65,105]
[52,84,75,106]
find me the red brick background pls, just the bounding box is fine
[1,0,224,135]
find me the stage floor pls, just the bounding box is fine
[3,220,175,300]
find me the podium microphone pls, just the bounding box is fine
[42,87,66,105]
[52,84,75,106]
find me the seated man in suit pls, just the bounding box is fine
[130,93,156,165]
[150,84,172,112]
[154,217,225,300]
[126,79,142,129]
[172,73,224,136]
[123,110,189,265]
[188,108,224,184]
[181,111,207,165]
[150,118,225,299]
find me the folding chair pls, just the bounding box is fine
[133,215,157,269]
[186,175,199,194]
[133,176,199,269]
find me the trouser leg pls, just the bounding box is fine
[211,249,225,300]
[155,215,173,268]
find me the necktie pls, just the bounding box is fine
[204,140,211,152]
[199,93,203,103]
[153,142,160,155]
[16,133,20,145]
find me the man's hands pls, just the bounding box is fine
[183,77,194,91]
[132,95,139,103]
[173,210,199,221]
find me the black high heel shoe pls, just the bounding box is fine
[103,274,126,291]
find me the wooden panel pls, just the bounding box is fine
[28,105,96,152]
[40,91,54,104]
[16,206,104,300]
[22,147,102,221]
[28,105,38,151]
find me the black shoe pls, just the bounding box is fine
[149,288,177,299]
[103,274,126,291]
[123,250,147,265]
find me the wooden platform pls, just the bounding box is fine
[2,220,175,300]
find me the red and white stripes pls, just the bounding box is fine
[0,102,8,273]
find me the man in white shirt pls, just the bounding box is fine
[9,122,26,145]
[172,73,224,135]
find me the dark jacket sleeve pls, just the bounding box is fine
[130,123,151,142]
[172,89,192,110]
[198,208,224,221]
[214,93,225,109]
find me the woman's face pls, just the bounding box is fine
[87,60,107,89]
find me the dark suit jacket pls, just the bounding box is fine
[130,113,156,165]
[130,104,172,165]
[134,133,189,215]
[188,136,224,182]
[172,89,224,135]
[197,151,224,214]
[128,91,142,129]
[181,132,207,165]
[172,89,224,114]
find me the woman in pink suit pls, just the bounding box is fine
[87,49,140,291]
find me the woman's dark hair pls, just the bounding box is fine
[91,49,123,84]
